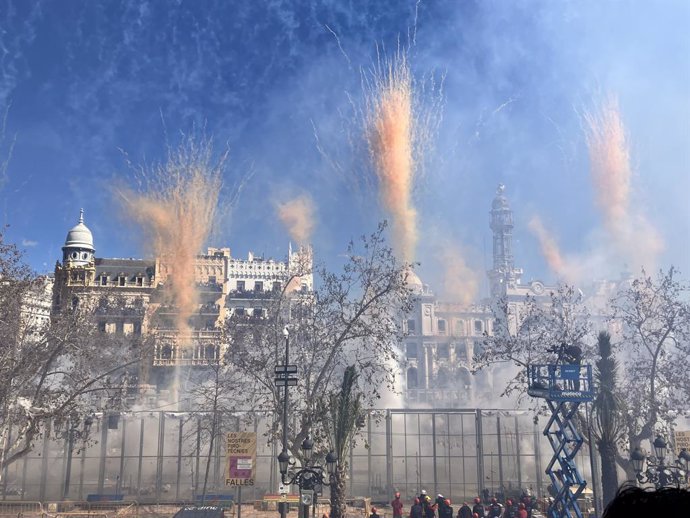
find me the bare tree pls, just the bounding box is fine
[221,222,414,462]
[475,285,593,405]
[609,267,690,472]
[0,232,149,476]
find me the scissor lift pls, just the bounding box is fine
[527,364,595,518]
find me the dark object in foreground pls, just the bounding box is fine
[173,506,226,518]
[602,485,690,518]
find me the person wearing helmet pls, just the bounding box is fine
[457,502,472,518]
[434,494,445,518]
[392,492,404,518]
[370,508,380,518]
[472,498,485,518]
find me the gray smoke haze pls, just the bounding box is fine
[1,0,687,292]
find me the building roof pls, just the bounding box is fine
[95,258,155,276]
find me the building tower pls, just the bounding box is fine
[62,209,95,266]
[57,209,97,290]
[488,184,523,297]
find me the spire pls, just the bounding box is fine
[488,184,522,295]
[79,208,84,224]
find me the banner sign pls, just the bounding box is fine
[226,432,256,486]
[673,430,690,456]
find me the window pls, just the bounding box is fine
[407,368,418,389]
[118,276,126,287]
[272,281,281,292]
[253,308,263,318]
[406,343,417,359]
[455,319,465,336]
[123,323,134,335]
[100,275,108,286]
[255,281,263,292]
[136,276,143,287]
[208,275,216,284]
[407,319,416,333]
[98,321,106,333]
[437,343,449,359]
[235,307,245,316]
[473,340,484,357]
[456,344,467,361]
[438,319,447,334]
[237,280,245,292]
[474,320,483,334]
[133,322,142,336]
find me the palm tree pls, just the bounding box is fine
[321,366,363,518]
[590,331,625,506]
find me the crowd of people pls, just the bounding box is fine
[379,490,539,518]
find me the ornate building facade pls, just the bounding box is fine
[403,184,559,407]
[52,210,313,396]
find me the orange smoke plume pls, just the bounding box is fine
[584,97,631,234]
[528,216,572,280]
[276,194,316,244]
[119,137,223,343]
[366,53,417,262]
[584,97,663,269]
[440,245,478,305]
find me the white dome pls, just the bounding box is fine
[403,267,424,294]
[64,209,94,251]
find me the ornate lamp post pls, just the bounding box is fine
[276,326,339,518]
[630,436,689,488]
[278,437,338,518]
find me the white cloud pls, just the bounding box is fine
[21,238,38,247]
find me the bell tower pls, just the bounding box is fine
[488,184,522,296]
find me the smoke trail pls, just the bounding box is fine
[439,244,478,305]
[528,216,572,280]
[584,97,664,270]
[276,193,316,244]
[119,136,223,344]
[366,51,417,262]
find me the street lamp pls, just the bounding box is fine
[275,325,339,518]
[630,437,689,488]
[653,436,667,462]
[325,451,338,475]
[302,436,314,463]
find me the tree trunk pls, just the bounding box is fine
[329,464,347,518]
[598,440,619,507]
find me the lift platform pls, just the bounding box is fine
[527,364,595,518]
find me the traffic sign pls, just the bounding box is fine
[274,378,298,386]
[274,365,298,374]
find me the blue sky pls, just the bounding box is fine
[1,0,688,294]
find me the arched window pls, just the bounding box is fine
[407,367,418,389]
[436,367,450,388]
[161,345,172,360]
[458,367,472,390]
